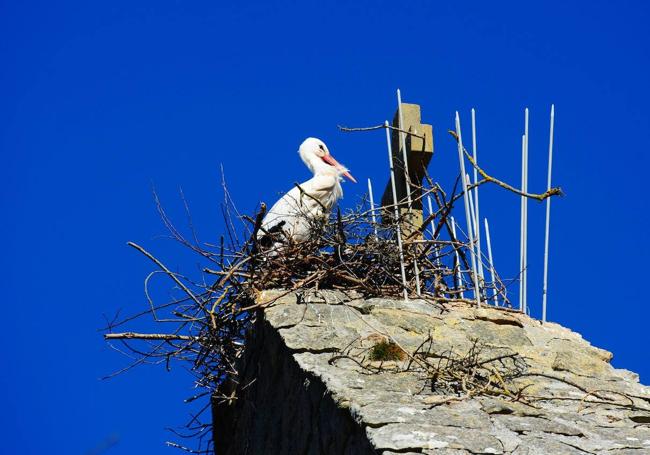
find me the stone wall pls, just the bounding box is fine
[212,308,376,454]
[213,290,650,454]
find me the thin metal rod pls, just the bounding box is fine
[450,215,463,299]
[542,104,555,323]
[427,194,441,266]
[455,111,481,307]
[471,108,485,285]
[519,133,525,312]
[397,89,421,296]
[484,218,498,306]
[385,120,409,301]
[523,108,529,314]
[466,173,482,299]
[367,178,379,238]
[426,195,435,238]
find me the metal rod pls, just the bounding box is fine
[455,111,481,307]
[519,133,525,312]
[427,194,441,267]
[523,108,529,314]
[484,218,499,306]
[450,215,463,299]
[466,173,482,300]
[426,194,435,238]
[471,108,485,285]
[397,89,421,296]
[385,120,409,301]
[542,104,555,323]
[367,178,379,238]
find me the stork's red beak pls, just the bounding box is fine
[321,154,357,183]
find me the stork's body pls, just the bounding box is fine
[258,138,356,250]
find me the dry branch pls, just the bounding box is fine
[105,332,196,341]
[337,123,426,139]
[448,130,563,201]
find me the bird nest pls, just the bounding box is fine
[247,209,502,301]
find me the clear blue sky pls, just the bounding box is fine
[1,1,649,453]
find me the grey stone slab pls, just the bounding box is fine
[477,397,545,417]
[357,400,492,430]
[493,415,583,436]
[511,436,589,454]
[264,302,311,328]
[367,423,503,453]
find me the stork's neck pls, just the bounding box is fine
[305,154,344,180]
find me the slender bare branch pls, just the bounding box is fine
[448,130,563,201]
[105,332,196,341]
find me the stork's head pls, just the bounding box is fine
[298,137,357,183]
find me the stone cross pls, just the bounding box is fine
[380,103,434,238]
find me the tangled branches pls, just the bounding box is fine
[411,337,528,399]
[330,335,529,402]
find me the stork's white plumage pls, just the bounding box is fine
[258,137,356,250]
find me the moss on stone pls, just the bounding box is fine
[368,341,406,361]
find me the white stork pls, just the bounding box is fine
[257,137,356,251]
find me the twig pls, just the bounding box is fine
[105,332,196,341]
[337,123,426,139]
[127,242,204,309]
[448,130,563,201]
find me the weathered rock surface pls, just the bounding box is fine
[213,290,650,454]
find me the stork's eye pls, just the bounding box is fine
[319,144,325,151]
